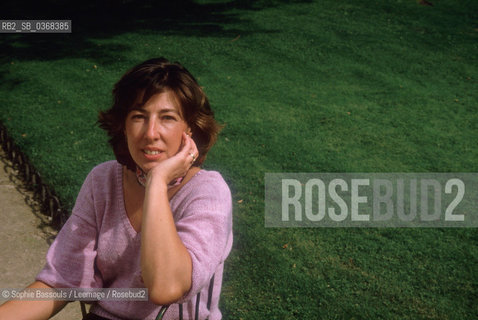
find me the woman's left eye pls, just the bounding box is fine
[163,115,176,121]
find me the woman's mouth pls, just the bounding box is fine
[143,149,162,155]
[142,148,164,160]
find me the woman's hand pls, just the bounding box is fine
[146,132,199,188]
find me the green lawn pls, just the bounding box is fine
[1,0,477,318]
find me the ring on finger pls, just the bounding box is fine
[189,152,196,162]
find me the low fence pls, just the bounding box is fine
[0,123,68,228]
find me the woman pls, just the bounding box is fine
[0,58,233,319]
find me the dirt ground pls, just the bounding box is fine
[0,148,83,319]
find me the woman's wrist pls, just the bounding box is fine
[145,174,169,192]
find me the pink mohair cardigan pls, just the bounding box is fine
[36,161,233,320]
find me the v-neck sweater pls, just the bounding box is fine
[36,160,233,320]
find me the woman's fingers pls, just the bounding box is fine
[180,133,198,165]
[188,151,196,164]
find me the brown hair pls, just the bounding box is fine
[98,57,221,171]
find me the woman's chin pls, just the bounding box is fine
[137,161,161,173]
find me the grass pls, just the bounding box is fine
[1,0,477,318]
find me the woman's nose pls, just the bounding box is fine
[145,118,160,140]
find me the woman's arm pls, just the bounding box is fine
[141,179,193,305]
[140,133,196,305]
[1,166,104,319]
[0,281,67,320]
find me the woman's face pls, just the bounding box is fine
[124,91,189,172]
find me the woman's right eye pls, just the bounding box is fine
[131,114,144,119]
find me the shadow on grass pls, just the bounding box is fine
[0,0,311,65]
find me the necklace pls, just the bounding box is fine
[135,166,147,187]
